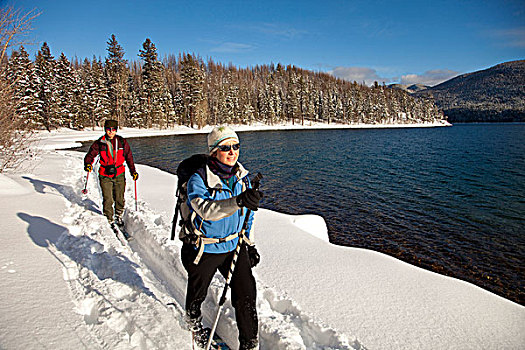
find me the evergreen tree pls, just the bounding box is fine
[89,57,111,127]
[106,34,130,125]
[179,53,205,128]
[55,53,80,128]
[6,46,40,129]
[138,38,173,127]
[3,40,446,130]
[126,73,142,127]
[286,67,300,124]
[172,84,185,125]
[77,59,94,128]
[224,71,240,124]
[34,42,58,130]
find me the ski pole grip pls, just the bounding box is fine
[252,173,263,190]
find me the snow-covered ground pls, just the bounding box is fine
[1,124,523,350]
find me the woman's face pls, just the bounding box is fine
[215,139,240,166]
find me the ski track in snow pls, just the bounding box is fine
[53,151,361,350]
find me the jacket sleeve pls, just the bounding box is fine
[121,138,137,174]
[187,173,241,221]
[84,140,100,166]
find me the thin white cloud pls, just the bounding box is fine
[490,27,525,48]
[400,69,459,86]
[210,42,254,53]
[329,66,383,86]
[330,66,459,87]
[231,22,307,40]
[256,23,308,39]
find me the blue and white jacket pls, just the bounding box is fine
[186,162,254,255]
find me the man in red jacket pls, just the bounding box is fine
[84,119,139,226]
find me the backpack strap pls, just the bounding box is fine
[170,186,183,240]
[239,175,255,245]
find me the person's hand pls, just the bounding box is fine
[84,164,92,172]
[236,188,263,211]
[132,172,139,181]
[247,245,260,267]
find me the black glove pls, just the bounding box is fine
[84,163,92,172]
[247,245,260,268]
[132,172,139,181]
[236,188,263,211]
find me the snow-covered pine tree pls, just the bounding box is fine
[34,42,58,131]
[286,66,299,125]
[6,40,443,129]
[163,54,179,128]
[179,53,205,128]
[388,86,403,124]
[77,59,94,129]
[126,73,142,128]
[55,53,80,128]
[267,73,281,125]
[89,57,111,128]
[239,85,255,125]
[139,38,172,128]
[298,75,308,125]
[306,79,317,124]
[204,60,219,126]
[224,71,240,125]
[106,34,130,126]
[172,85,185,126]
[6,46,40,129]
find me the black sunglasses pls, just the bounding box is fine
[217,143,240,152]
[105,127,117,132]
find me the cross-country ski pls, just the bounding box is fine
[111,221,133,243]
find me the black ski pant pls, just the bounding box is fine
[181,243,258,345]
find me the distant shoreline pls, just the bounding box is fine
[35,120,452,150]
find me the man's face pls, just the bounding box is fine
[105,127,117,139]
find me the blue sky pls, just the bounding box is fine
[9,0,525,86]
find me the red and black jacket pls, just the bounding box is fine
[84,135,137,178]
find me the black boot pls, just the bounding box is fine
[115,215,124,226]
[239,338,259,350]
[186,316,211,349]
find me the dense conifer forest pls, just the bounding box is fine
[5,35,445,131]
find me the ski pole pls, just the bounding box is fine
[134,179,138,211]
[206,173,263,350]
[82,171,90,194]
[170,189,181,241]
[82,159,98,194]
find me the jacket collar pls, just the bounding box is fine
[206,162,248,190]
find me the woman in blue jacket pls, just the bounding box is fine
[181,126,263,350]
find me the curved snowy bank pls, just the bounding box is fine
[254,209,524,349]
[125,158,523,350]
[77,150,522,350]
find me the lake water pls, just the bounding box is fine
[76,124,525,304]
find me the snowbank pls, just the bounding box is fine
[0,174,31,196]
[1,126,523,350]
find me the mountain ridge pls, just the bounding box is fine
[390,60,525,122]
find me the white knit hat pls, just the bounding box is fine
[207,126,239,154]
